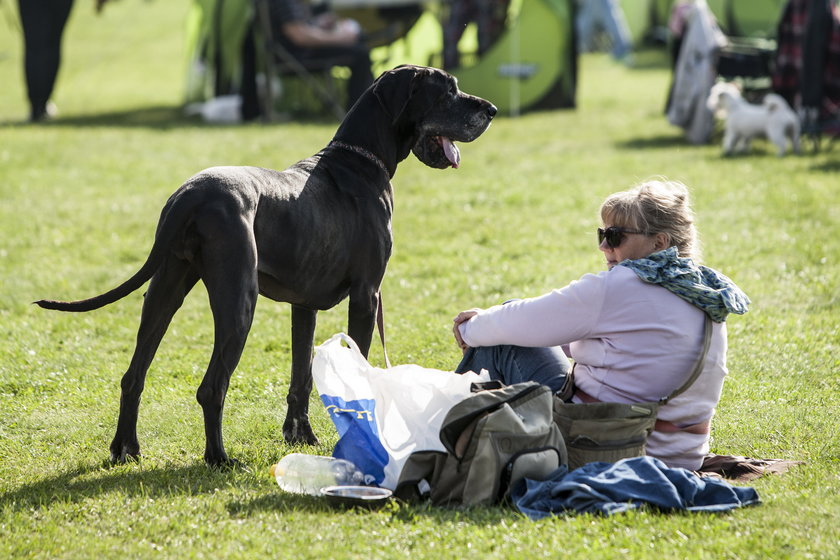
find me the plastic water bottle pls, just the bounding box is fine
[270,453,364,496]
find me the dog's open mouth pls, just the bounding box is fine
[412,135,461,169]
[437,136,460,168]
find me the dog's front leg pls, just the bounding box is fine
[722,129,737,155]
[740,137,752,154]
[283,304,319,445]
[348,289,379,358]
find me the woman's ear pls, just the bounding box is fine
[654,232,670,251]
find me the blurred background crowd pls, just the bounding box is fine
[9,0,840,147]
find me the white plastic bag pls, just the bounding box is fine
[312,333,489,490]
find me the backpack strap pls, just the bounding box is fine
[660,314,714,405]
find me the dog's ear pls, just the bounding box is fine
[403,68,450,121]
[373,65,438,125]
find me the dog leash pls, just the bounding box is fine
[376,291,391,368]
[328,140,390,177]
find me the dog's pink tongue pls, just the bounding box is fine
[441,137,460,168]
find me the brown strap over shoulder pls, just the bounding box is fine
[572,315,714,435]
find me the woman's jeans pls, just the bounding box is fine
[455,344,572,394]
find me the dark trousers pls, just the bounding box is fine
[18,0,75,120]
[455,344,572,395]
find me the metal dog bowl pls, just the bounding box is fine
[321,485,392,509]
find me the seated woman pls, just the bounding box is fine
[452,179,750,470]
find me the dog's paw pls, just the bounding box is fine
[109,437,141,464]
[109,447,141,465]
[282,417,319,446]
[207,456,244,471]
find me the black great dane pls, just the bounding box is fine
[36,65,497,467]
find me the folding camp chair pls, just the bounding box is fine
[716,37,776,102]
[253,0,346,120]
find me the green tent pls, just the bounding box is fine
[705,0,787,38]
[620,0,655,45]
[619,0,675,45]
[184,0,252,104]
[184,0,577,116]
[618,0,787,44]
[365,0,577,115]
[727,0,786,38]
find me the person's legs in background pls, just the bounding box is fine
[240,24,262,121]
[575,0,632,63]
[601,0,632,61]
[18,0,75,121]
[575,0,596,53]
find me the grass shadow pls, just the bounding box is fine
[615,134,692,150]
[0,458,371,515]
[1,105,340,130]
[226,492,521,525]
[0,460,244,512]
[226,492,352,516]
[809,158,840,173]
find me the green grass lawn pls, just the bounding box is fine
[1,1,838,558]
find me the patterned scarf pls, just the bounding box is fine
[618,247,750,323]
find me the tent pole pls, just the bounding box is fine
[510,7,520,118]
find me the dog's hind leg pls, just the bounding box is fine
[196,232,259,467]
[283,305,319,445]
[789,123,801,155]
[768,126,788,156]
[110,256,199,464]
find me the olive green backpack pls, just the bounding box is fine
[394,382,567,507]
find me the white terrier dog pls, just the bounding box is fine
[707,81,801,156]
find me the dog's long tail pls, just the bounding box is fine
[35,190,192,313]
[35,256,160,312]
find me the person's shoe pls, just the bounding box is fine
[29,101,58,122]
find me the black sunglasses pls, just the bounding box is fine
[597,226,648,248]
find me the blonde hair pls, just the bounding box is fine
[600,179,701,261]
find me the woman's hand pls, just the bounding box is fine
[452,309,481,354]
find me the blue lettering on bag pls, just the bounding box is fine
[320,394,389,485]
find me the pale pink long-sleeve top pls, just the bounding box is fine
[457,265,728,470]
